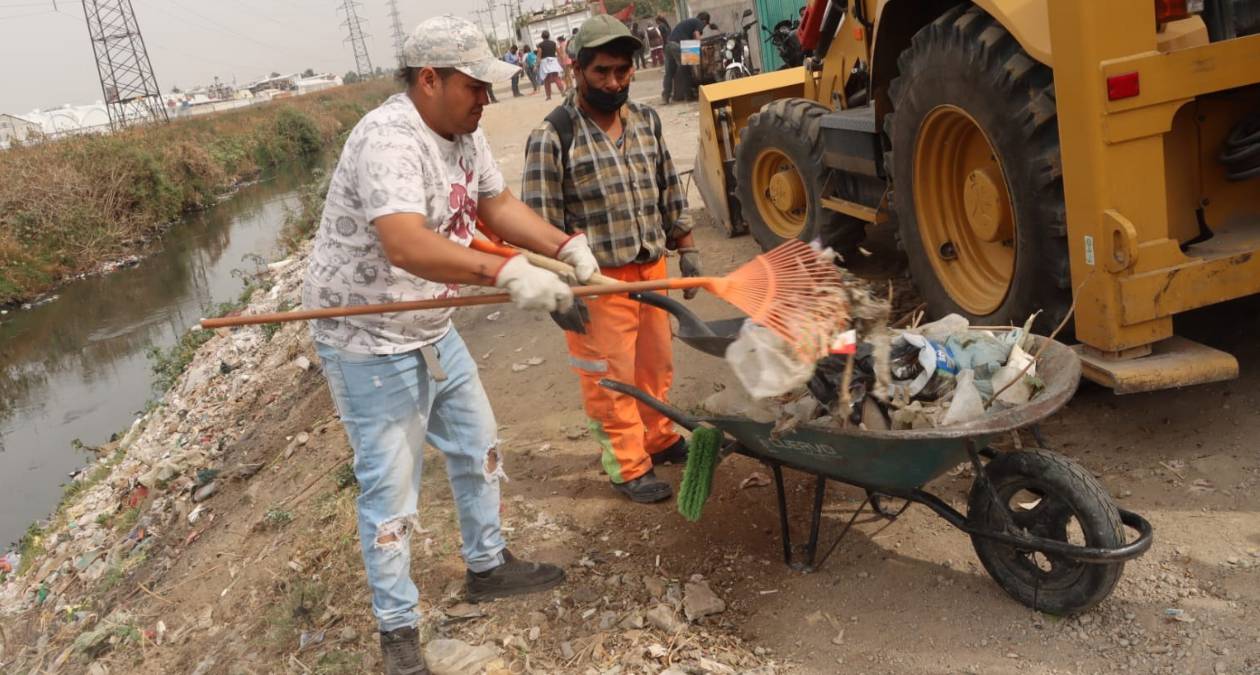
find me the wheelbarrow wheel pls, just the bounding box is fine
[967,449,1125,615]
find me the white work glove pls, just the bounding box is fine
[555,233,600,283]
[494,255,574,312]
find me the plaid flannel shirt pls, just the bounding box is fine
[521,98,691,268]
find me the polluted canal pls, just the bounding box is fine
[0,161,320,549]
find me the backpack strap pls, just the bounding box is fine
[645,106,672,237]
[544,105,574,171]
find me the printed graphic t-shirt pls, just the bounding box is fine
[302,92,505,354]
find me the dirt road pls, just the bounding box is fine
[2,70,1257,674]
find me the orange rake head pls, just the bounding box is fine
[712,240,850,363]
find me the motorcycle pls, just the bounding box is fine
[766,18,804,69]
[720,9,759,80]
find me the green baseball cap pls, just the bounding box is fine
[572,14,643,53]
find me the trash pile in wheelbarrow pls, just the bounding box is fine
[714,279,1050,434]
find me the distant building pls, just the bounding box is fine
[519,3,595,49]
[0,113,41,148]
[294,73,343,95]
[18,104,112,139]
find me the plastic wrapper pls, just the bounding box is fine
[890,333,958,401]
[941,368,985,426]
[990,343,1037,405]
[915,313,970,343]
[726,322,816,399]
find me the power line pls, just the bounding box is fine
[337,0,372,78]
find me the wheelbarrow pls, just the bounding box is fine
[604,292,1153,615]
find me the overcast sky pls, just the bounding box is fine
[0,0,546,113]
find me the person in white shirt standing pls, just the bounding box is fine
[303,15,600,675]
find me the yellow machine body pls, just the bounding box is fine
[693,0,1260,392]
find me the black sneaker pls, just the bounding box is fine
[465,549,565,603]
[379,626,428,675]
[650,438,689,467]
[611,469,672,503]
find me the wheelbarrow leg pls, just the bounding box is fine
[802,475,827,570]
[771,463,793,566]
[769,462,828,572]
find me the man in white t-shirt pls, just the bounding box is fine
[303,15,600,675]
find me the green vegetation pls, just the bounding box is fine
[263,508,294,529]
[333,462,358,492]
[279,169,332,253]
[265,580,329,649]
[146,266,272,393]
[0,79,394,306]
[147,324,216,393]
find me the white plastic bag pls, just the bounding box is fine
[914,313,970,343]
[725,322,816,399]
[942,368,985,426]
[990,343,1036,405]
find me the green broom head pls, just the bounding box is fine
[677,426,722,522]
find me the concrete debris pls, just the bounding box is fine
[738,472,771,490]
[423,638,498,675]
[292,355,312,371]
[683,580,726,621]
[645,604,686,634]
[643,575,666,599]
[191,481,218,503]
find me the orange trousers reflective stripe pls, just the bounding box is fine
[564,257,681,483]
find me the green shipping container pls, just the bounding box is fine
[755,0,806,71]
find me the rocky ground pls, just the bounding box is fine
[1,70,1258,674]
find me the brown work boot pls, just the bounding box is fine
[611,469,672,503]
[465,549,565,603]
[379,625,428,675]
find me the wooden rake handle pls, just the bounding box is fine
[467,237,620,286]
[199,277,715,329]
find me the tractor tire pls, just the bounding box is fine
[886,4,1071,333]
[736,98,864,254]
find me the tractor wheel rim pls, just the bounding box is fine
[913,105,1016,315]
[752,148,807,238]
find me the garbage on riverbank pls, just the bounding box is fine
[0,246,313,617]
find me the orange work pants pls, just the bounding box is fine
[564,258,681,483]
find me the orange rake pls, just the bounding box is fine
[201,240,850,362]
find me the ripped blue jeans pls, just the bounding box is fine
[316,328,506,632]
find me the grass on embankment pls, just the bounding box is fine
[0,79,396,306]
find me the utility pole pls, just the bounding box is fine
[386,0,406,67]
[482,0,500,49]
[501,1,515,45]
[338,0,374,78]
[80,0,167,130]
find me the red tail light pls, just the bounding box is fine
[1107,72,1141,101]
[1155,0,1205,24]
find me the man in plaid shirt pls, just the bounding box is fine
[522,14,702,504]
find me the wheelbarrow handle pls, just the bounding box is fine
[598,378,701,431]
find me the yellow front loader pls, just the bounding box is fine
[694,0,1260,393]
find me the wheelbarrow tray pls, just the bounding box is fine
[611,331,1079,492]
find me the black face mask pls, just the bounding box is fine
[583,84,629,113]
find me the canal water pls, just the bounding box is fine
[0,160,320,548]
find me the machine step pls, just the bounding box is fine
[1074,336,1238,394]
